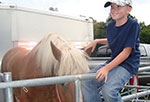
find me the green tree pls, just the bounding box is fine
[90,18,107,56]
[94,22,107,39]
[89,17,107,39]
[140,23,150,44]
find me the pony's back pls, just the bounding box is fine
[1,47,28,74]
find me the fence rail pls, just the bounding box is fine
[0,72,97,102]
[0,73,96,89]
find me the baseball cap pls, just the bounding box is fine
[104,0,132,8]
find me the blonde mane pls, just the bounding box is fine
[29,32,90,76]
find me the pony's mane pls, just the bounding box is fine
[29,32,90,76]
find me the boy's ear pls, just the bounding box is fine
[50,41,61,62]
[128,6,132,13]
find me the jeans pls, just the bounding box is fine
[81,64,132,102]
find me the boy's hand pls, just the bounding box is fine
[84,40,97,56]
[96,66,109,83]
[84,47,92,56]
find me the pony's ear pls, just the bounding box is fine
[50,42,61,62]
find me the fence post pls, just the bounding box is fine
[75,79,82,102]
[3,72,14,102]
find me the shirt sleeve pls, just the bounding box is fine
[124,22,140,49]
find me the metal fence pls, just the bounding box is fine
[0,66,150,102]
[0,72,97,102]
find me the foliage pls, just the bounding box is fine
[94,22,107,39]
[140,22,150,44]
[89,17,107,40]
[90,18,107,56]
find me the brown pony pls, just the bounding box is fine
[1,32,90,102]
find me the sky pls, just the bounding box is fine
[1,0,150,25]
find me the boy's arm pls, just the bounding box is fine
[96,47,132,82]
[84,38,108,56]
[105,47,132,71]
[95,38,108,45]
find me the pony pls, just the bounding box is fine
[1,32,90,102]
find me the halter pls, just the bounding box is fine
[14,87,28,102]
[15,86,64,102]
[55,84,64,102]
[15,96,24,102]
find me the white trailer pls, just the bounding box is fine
[0,4,93,62]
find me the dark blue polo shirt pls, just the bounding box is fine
[106,17,140,75]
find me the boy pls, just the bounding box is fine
[82,0,140,102]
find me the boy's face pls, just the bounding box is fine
[110,3,132,21]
